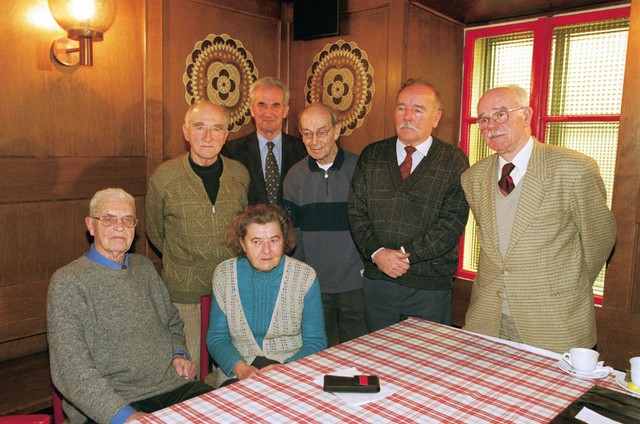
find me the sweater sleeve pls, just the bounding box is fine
[282,169,305,261]
[148,267,188,353]
[145,173,165,253]
[348,148,383,260]
[47,274,129,423]
[206,296,244,377]
[286,277,327,362]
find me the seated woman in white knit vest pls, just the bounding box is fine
[206,204,327,387]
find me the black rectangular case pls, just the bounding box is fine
[323,375,381,393]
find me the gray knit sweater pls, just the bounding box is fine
[47,254,190,424]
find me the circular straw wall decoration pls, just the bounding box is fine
[183,34,258,132]
[305,40,375,136]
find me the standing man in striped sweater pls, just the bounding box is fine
[284,103,368,346]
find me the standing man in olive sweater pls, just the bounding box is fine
[146,101,249,369]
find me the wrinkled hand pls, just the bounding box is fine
[260,363,285,373]
[233,361,259,380]
[373,248,410,278]
[172,356,197,380]
[125,412,147,422]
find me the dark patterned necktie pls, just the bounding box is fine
[265,141,280,204]
[498,162,516,196]
[399,146,417,181]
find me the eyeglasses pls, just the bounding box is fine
[300,128,333,141]
[476,107,525,130]
[90,215,139,228]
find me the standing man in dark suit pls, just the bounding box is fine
[223,77,307,206]
[348,79,469,332]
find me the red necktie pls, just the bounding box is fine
[498,163,516,196]
[400,146,416,181]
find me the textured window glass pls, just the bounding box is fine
[548,19,628,115]
[471,32,534,115]
[465,33,533,273]
[546,122,619,295]
[462,127,489,272]
[464,15,627,298]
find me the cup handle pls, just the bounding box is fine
[563,353,573,369]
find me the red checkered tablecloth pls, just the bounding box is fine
[137,317,626,423]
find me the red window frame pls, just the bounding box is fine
[456,7,630,306]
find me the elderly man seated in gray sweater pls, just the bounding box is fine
[47,188,213,424]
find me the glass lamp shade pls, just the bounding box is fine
[48,0,117,41]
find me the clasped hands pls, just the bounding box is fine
[373,248,410,278]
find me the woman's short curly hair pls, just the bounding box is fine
[224,204,297,256]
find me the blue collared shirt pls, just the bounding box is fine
[86,244,131,269]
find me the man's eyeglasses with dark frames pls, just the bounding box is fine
[476,107,525,130]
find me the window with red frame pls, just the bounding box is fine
[457,7,630,304]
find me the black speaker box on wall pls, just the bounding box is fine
[293,0,340,40]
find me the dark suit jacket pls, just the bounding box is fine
[223,131,307,206]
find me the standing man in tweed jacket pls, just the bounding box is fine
[462,85,616,353]
[146,101,249,369]
[348,79,469,332]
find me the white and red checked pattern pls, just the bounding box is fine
[137,318,625,423]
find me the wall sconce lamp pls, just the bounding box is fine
[49,0,117,67]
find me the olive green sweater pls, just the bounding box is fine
[146,154,249,303]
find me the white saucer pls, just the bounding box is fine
[614,372,640,395]
[556,359,611,379]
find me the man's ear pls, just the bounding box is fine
[85,217,95,236]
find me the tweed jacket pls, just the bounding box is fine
[461,140,616,353]
[348,136,469,290]
[222,131,307,205]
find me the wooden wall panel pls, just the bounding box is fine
[0,0,148,364]
[0,0,144,157]
[0,196,147,286]
[0,281,49,343]
[605,0,640,311]
[289,4,392,154]
[163,0,283,159]
[0,157,147,204]
[405,4,464,146]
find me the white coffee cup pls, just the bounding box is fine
[563,348,599,374]
[630,356,640,385]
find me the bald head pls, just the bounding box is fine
[299,103,341,165]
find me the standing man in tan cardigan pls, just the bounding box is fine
[461,85,616,353]
[146,101,249,369]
